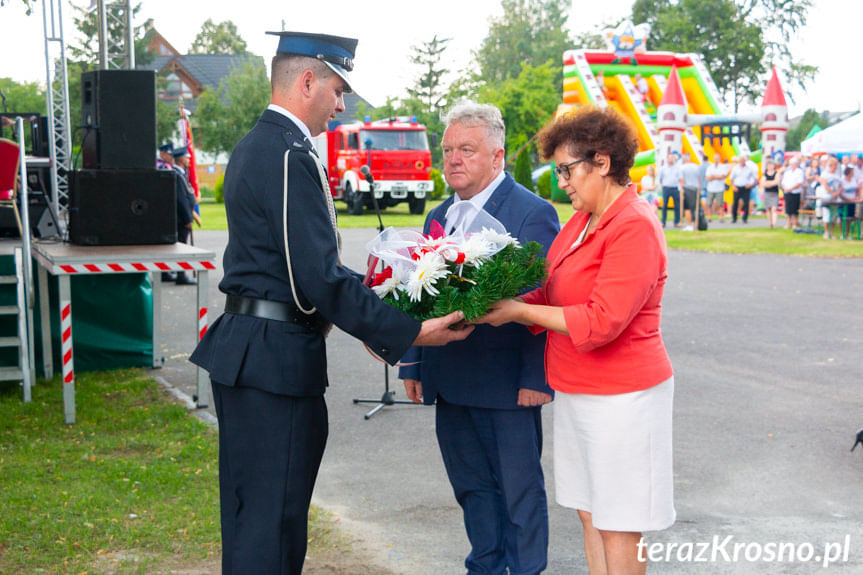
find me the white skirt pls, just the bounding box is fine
[553,377,676,532]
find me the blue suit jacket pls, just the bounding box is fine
[398,174,560,409]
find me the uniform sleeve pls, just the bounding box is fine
[176,176,194,226]
[562,217,663,353]
[264,150,420,364]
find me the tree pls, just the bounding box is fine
[1,0,35,13]
[475,0,573,86]
[68,4,153,67]
[189,19,248,55]
[194,61,269,156]
[0,77,46,149]
[407,35,451,116]
[632,0,814,110]
[478,61,560,157]
[0,77,45,115]
[513,148,534,192]
[786,108,834,151]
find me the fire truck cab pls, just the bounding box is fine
[313,116,433,215]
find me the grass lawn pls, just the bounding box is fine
[200,199,448,230]
[201,199,862,257]
[665,226,863,257]
[0,371,338,573]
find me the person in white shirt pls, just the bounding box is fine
[658,153,683,228]
[780,156,805,229]
[817,155,843,239]
[679,153,702,231]
[729,155,757,223]
[705,153,728,223]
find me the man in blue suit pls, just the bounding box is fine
[399,102,560,575]
[190,32,471,575]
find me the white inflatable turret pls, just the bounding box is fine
[760,67,789,162]
[656,66,688,167]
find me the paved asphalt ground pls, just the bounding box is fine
[157,222,863,574]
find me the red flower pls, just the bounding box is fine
[370,266,393,287]
[428,219,446,240]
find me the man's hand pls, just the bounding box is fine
[403,379,423,404]
[517,389,552,407]
[413,310,474,346]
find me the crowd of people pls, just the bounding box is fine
[639,151,863,237]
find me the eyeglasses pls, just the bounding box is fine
[554,158,587,181]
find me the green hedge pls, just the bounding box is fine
[214,174,225,204]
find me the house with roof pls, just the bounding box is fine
[138,26,372,119]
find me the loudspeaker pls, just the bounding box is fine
[0,163,59,239]
[69,169,177,246]
[81,70,156,170]
[0,193,56,239]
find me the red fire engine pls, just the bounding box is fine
[312,116,433,215]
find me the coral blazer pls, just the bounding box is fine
[522,184,673,395]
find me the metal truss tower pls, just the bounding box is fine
[41,0,73,221]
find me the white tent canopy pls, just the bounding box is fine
[801,113,863,155]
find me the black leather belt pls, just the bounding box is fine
[225,294,329,334]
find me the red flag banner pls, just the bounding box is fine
[177,109,200,200]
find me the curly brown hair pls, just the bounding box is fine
[538,106,639,186]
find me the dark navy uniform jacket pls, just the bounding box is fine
[398,174,560,410]
[191,110,421,396]
[172,165,195,230]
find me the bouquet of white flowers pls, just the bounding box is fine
[365,206,546,322]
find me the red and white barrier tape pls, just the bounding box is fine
[60,300,73,384]
[198,307,208,340]
[54,261,216,275]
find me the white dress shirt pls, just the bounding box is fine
[445,170,506,234]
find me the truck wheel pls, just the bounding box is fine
[346,184,364,215]
[408,196,426,215]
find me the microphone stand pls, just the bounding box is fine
[352,164,415,420]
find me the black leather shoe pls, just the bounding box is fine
[175,273,197,286]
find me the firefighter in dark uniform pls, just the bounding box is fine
[190,32,472,575]
[170,147,197,284]
[156,142,174,170]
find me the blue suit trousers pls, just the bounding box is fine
[436,398,549,575]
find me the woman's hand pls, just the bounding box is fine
[475,298,524,327]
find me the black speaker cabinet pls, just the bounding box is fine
[81,70,156,170]
[69,169,177,246]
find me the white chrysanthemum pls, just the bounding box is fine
[421,236,455,250]
[372,272,402,300]
[460,234,494,267]
[405,251,449,302]
[479,227,520,248]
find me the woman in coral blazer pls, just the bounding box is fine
[478,106,675,575]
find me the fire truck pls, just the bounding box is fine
[312,116,433,215]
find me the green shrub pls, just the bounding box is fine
[430,168,446,200]
[537,169,551,199]
[514,149,534,192]
[199,185,214,199]
[214,174,225,204]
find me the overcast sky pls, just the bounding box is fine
[1,0,859,118]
